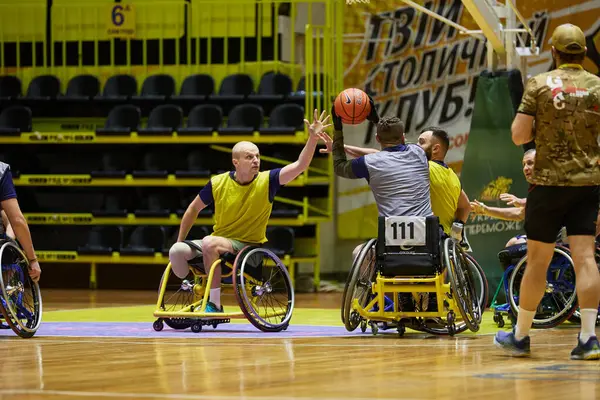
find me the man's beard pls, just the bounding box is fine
[424,147,432,160]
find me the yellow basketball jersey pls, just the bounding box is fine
[210,171,273,243]
[429,160,461,234]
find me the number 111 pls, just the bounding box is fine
[391,221,414,240]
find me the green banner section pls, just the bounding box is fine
[461,72,528,301]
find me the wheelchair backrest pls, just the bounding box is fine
[376,215,442,276]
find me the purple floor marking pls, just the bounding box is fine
[0,322,356,339]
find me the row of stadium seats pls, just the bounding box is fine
[0,72,328,117]
[31,225,295,257]
[0,103,304,135]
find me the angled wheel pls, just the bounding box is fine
[233,246,294,332]
[341,239,377,332]
[0,240,42,338]
[421,251,488,335]
[445,238,482,332]
[508,246,578,329]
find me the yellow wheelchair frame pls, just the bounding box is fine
[153,245,295,333]
[342,218,486,337]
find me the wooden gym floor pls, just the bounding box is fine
[1,289,599,400]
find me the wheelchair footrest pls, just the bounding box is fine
[199,318,230,325]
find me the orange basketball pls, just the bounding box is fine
[333,88,372,125]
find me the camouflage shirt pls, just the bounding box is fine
[518,65,600,186]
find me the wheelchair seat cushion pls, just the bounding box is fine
[220,252,237,265]
[497,243,528,270]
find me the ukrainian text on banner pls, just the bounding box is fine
[338,0,600,240]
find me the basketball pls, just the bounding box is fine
[334,88,372,125]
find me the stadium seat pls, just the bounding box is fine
[60,75,100,101]
[133,74,176,101]
[120,226,166,256]
[271,207,301,218]
[265,226,295,256]
[178,104,222,135]
[134,193,173,218]
[173,74,215,101]
[248,72,293,102]
[175,150,211,178]
[25,75,60,101]
[0,105,32,135]
[96,105,141,135]
[92,194,129,217]
[132,152,170,178]
[138,104,183,135]
[260,103,304,135]
[77,226,124,255]
[209,73,254,101]
[219,103,263,135]
[0,76,22,100]
[91,153,129,178]
[97,74,137,100]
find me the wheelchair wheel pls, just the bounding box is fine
[0,241,42,338]
[341,239,377,332]
[445,239,482,332]
[508,246,578,329]
[156,265,201,330]
[233,246,294,332]
[421,252,488,335]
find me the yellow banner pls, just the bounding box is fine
[338,0,600,239]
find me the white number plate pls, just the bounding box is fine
[385,216,427,246]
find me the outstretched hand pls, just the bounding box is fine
[499,193,526,207]
[470,199,487,215]
[304,109,332,139]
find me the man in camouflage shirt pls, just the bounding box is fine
[494,23,600,360]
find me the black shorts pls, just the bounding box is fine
[524,185,600,243]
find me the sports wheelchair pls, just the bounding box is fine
[341,215,488,336]
[153,242,294,333]
[0,238,42,338]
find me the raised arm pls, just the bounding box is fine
[279,109,331,186]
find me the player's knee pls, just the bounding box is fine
[169,242,191,279]
[201,236,218,253]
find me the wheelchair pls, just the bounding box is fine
[0,238,43,338]
[153,242,294,333]
[341,215,487,337]
[491,241,579,329]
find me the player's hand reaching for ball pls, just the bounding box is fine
[304,109,332,138]
[330,104,343,131]
[366,94,379,124]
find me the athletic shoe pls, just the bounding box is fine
[570,335,600,360]
[493,330,531,357]
[205,301,224,314]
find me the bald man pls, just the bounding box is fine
[169,109,331,313]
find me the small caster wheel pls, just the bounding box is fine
[397,324,405,337]
[282,324,289,331]
[497,317,505,328]
[212,322,218,329]
[191,323,203,333]
[493,314,499,323]
[370,322,379,336]
[153,319,164,332]
[360,321,367,333]
[448,324,456,336]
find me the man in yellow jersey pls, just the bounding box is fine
[493,23,600,360]
[168,109,331,313]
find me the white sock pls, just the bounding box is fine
[515,307,535,340]
[210,288,221,308]
[579,308,598,343]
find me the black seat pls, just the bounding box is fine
[97,74,137,100]
[172,74,215,101]
[248,72,293,102]
[498,243,528,271]
[60,75,100,101]
[0,106,32,136]
[134,193,173,218]
[25,75,60,100]
[219,104,263,135]
[175,150,211,178]
[132,74,175,101]
[91,153,129,178]
[96,105,141,135]
[77,226,123,255]
[265,227,294,256]
[132,152,170,178]
[271,207,301,218]
[178,104,222,135]
[138,104,183,135]
[92,193,129,217]
[376,215,442,277]
[0,76,22,100]
[209,73,254,101]
[260,104,304,135]
[120,226,166,256]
